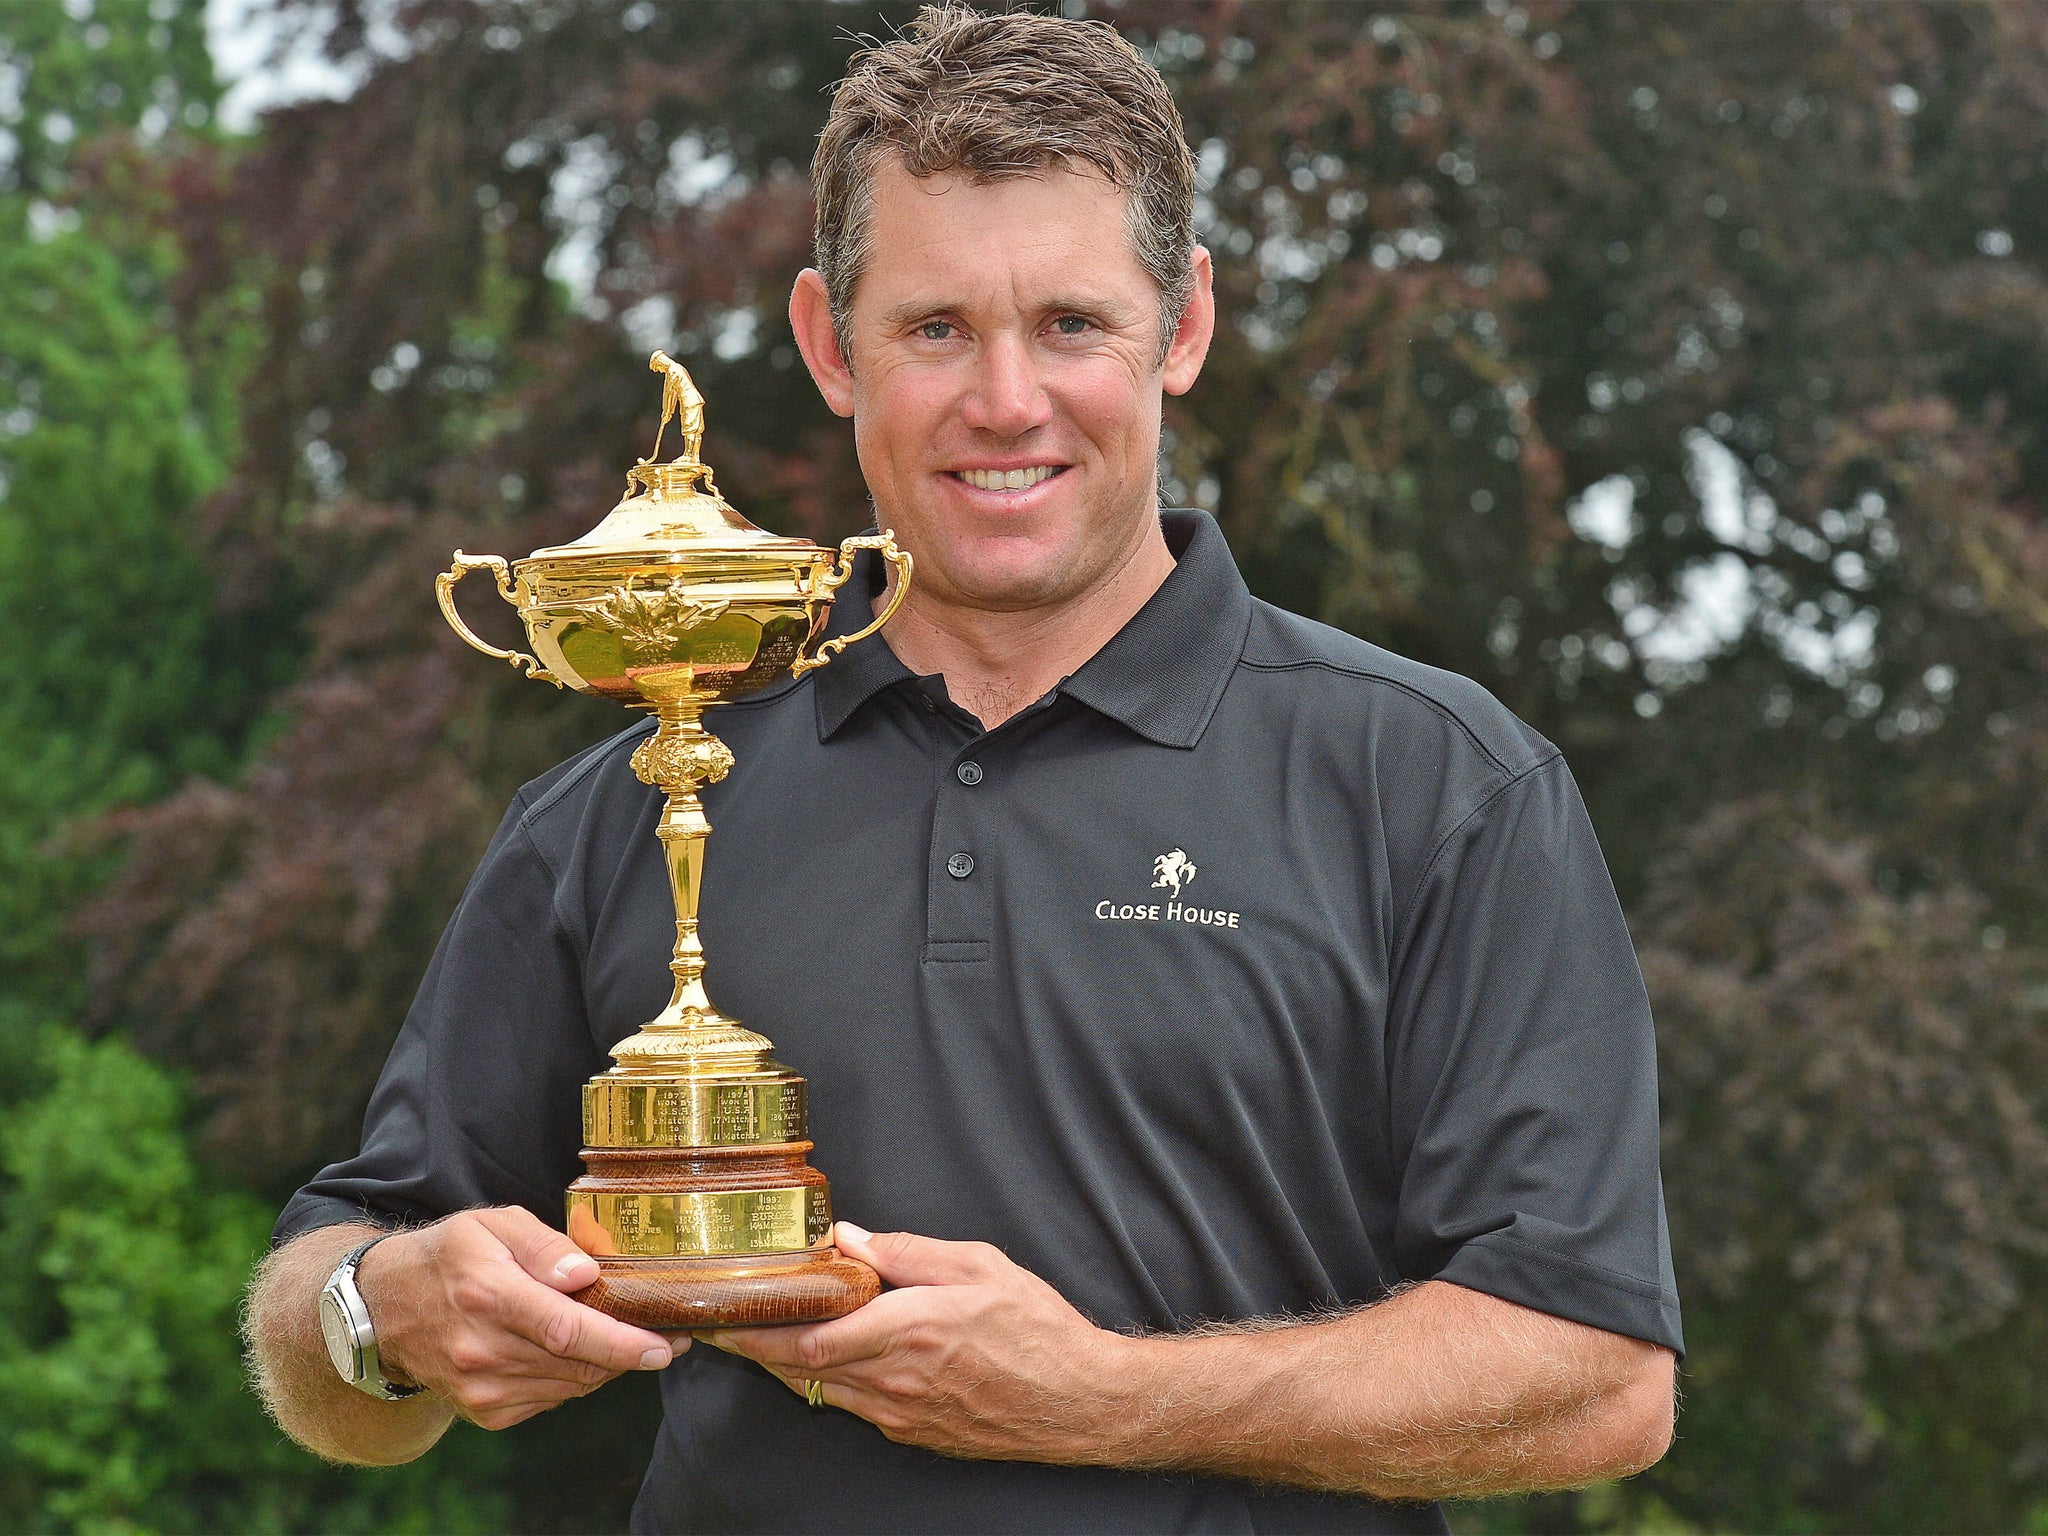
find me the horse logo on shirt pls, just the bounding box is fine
[1151,848,1197,897]
[1095,848,1236,928]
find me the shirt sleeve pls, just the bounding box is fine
[272,794,607,1247]
[1384,753,1683,1355]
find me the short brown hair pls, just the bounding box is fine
[812,3,1197,363]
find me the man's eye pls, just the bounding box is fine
[1053,315,1090,336]
[919,320,955,341]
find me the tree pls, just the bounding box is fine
[0,0,271,1010]
[0,4,515,1530]
[1638,798,2048,1531]
[0,1021,511,1534]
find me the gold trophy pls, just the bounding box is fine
[435,353,909,1328]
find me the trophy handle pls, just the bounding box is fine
[790,530,914,677]
[436,551,563,686]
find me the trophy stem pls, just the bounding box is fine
[609,693,777,1073]
[656,784,716,1017]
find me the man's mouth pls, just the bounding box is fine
[952,465,1067,492]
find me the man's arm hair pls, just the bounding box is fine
[1110,1279,1675,1498]
[243,1224,457,1467]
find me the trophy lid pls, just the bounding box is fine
[527,351,816,563]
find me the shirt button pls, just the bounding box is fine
[956,760,984,786]
[946,852,975,879]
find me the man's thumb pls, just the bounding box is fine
[833,1221,1002,1287]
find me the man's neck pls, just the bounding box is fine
[874,518,1177,729]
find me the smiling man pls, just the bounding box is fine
[794,159,1192,727]
[247,7,1680,1532]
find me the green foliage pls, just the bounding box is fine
[0,1020,511,1535]
[0,0,258,1010]
[0,223,239,1007]
[0,0,217,201]
[0,9,524,1534]
[1449,1484,1701,1535]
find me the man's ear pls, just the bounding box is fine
[1162,245,1216,398]
[790,268,855,418]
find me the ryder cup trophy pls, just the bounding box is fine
[435,352,909,1328]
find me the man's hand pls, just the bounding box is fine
[710,1222,1676,1499]
[708,1222,1137,1463]
[362,1208,688,1430]
[246,1209,686,1465]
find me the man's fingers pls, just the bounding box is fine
[498,1282,677,1373]
[706,1286,923,1374]
[834,1222,1008,1288]
[453,1332,626,1388]
[700,1227,1002,1376]
[474,1206,600,1291]
[452,1367,617,1429]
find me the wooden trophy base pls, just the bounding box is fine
[573,1248,881,1329]
[566,1142,880,1328]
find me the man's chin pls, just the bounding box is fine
[924,562,1081,614]
[906,527,1084,610]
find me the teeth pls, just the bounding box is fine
[960,466,1058,491]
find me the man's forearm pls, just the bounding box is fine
[720,1229,1673,1500]
[244,1224,457,1466]
[1088,1280,1675,1499]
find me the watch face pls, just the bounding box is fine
[319,1289,359,1380]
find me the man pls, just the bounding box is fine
[248,7,1681,1531]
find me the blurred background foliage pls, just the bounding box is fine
[1,0,2043,1530]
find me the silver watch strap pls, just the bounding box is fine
[330,1233,424,1400]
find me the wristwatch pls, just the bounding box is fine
[319,1234,425,1400]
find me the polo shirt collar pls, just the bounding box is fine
[811,508,1252,749]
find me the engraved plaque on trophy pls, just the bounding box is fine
[436,353,909,1327]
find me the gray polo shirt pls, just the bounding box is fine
[279,509,1681,1535]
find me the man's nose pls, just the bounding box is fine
[959,333,1052,438]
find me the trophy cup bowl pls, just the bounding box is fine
[435,353,909,1328]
